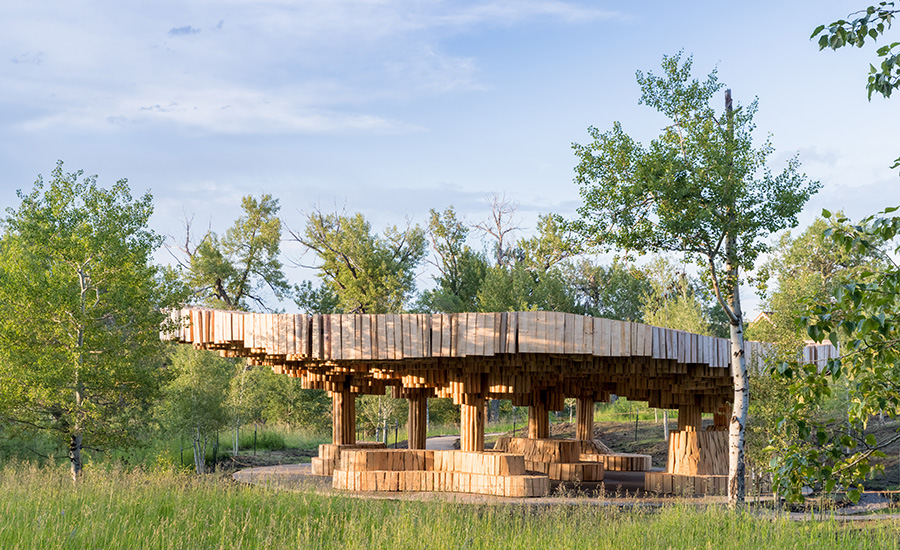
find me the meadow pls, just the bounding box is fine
[2,463,899,550]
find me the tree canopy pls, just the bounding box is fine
[0,162,183,479]
[173,194,291,311]
[289,209,426,314]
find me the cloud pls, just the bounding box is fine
[1,1,625,135]
[10,51,44,65]
[19,86,423,135]
[167,25,201,37]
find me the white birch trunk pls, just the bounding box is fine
[727,255,748,505]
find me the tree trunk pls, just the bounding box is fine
[70,374,85,482]
[663,410,669,441]
[726,248,749,505]
[69,432,83,482]
[193,425,206,474]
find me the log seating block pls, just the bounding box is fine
[579,453,652,472]
[667,430,728,476]
[332,449,549,497]
[492,437,607,480]
[311,442,386,476]
[494,436,650,475]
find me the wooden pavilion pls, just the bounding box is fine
[167,307,836,497]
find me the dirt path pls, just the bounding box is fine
[426,435,459,450]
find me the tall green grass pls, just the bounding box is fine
[2,463,898,549]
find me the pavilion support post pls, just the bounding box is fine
[528,402,549,439]
[713,404,730,431]
[460,395,485,452]
[677,403,702,432]
[407,391,428,450]
[575,397,594,441]
[332,386,356,445]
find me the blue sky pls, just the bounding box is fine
[1,1,898,315]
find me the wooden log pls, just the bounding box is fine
[407,391,427,450]
[332,386,356,445]
[677,403,702,431]
[575,396,594,441]
[460,395,485,452]
[667,430,728,475]
[528,402,549,439]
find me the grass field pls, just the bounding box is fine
[2,463,899,550]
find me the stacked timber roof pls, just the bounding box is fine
[165,307,836,413]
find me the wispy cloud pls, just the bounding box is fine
[0,1,625,135]
[167,25,201,37]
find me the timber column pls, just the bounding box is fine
[460,394,485,452]
[407,390,428,450]
[528,402,549,439]
[332,384,356,445]
[677,402,702,432]
[575,396,594,441]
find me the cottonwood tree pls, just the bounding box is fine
[474,193,521,268]
[569,53,819,504]
[417,206,488,313]
[0,162,184,480]
[564,259,650,321]
[171,194,291,311]
[476,213,579,313]
[288,208,426,314]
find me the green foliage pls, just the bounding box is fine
[0,162,184,476]
[476,213,579,313]
[812,3,900,171]
[291,210,426,313]
[752,217,883,352]
[570,52,818,502]
[427,398,460,426]
[258,375,331,432]
[156,347,233,473]
[477,261,577,313]
[570,52,818,277]
[772,209,900,503]
[294,280,341,313]
[640,257,721,336]
[564,259,650,321]
[356,390,407,439]
[812,3,900,100]
[417,207,488,313]
[179,194,291,311]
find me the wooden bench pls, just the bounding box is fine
[311,442,385,476]
[332,449,550,497]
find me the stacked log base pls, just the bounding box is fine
[579,439,612,455]
[667,430,728,476]
[311,442,385,476]
[644,472,768,496]
[493,437,603,481]
[580,452,651,472]
[494,437,580,463]
[333,449,549,497]
[525,461,603,482]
